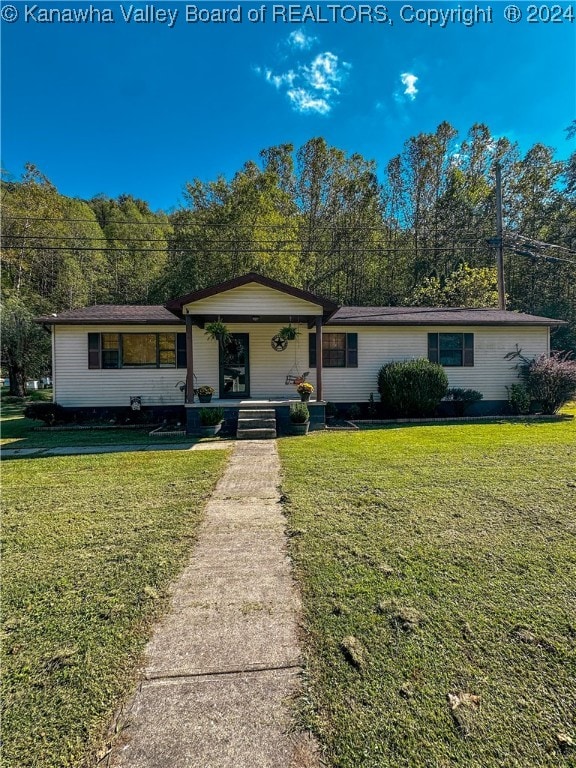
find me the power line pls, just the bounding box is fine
[0,233,491,246]
[507,232,576,255]
[0,243,496,255]
[2,215,550,232]
[505,249,576,267]
[4,215,575,233]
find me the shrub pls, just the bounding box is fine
[289,402,309,424]
[348,404,362,420]
[377,359,449,417]
[325,401,338,419]
[521,353,576,414]
[198,407,224,426]
[445,388,483,417]
[23,402,67,425]
[507,383,531,415]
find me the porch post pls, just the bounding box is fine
[315,315,323,402]
[185,314,195,403]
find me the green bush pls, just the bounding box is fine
[289,402,309,424]
[198,407,224,426]
[378,359,449,417]
[325,401,338,419]
[23,402,66,425]
[521,353,576,414]
[348,404,362,420]
[445,388,483,417]
[507,383,531,415]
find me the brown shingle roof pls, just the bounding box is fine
[36,305,183,325]
[37,303,565,327]
[327,306,565,326]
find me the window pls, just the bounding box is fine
[102,333,120,368]
[122,334,157,367]
[309,333,358,368]
[88,333,186,369]
[428,333,474,367]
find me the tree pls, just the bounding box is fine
[2,164,106,308]
[407,264,501,308]
[1,295,50,397]
[88,194,171,303]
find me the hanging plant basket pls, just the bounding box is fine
[204,321,231,347]
[278,325,299,342]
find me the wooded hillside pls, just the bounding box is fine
[2,122,575,362]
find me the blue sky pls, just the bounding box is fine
[2,1,575,210]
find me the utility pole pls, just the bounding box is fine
[495,163,506,310]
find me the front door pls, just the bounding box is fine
[219,334,249,398]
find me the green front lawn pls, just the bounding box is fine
[1,448,229,768]
[279,418,576,767]
[0,401,193,449]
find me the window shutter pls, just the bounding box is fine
[309,333,317,367]
[428,333,439,364]
[88,333,101,369]
[346,333,358,367]
[176,333,187,368]
[463,333,474,366]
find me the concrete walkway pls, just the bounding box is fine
[0,441,229,459]
[110,439,320,768]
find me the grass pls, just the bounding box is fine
[1,447,230,768]
[0,396,194,449]
[278,414,576,768]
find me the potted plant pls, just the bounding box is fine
[278,324,299,342]
[289,402,310,435]
[204,321,231,347]
[198,407,224,436]
[296,381,314,402]
[195,385,215,403]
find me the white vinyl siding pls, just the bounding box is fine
[53,322,550,406]
[54,325,187,407]
[320,325,549,402]
[183,283,323,316]
[191,323,315,399]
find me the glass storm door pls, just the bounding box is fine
[219,334,249,398]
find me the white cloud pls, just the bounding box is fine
[400,72,419,100]
[265,69,296,90]
[305,52,345,94]
[287,28,317,50]
[259,47,350,115]
[287,89,331,115]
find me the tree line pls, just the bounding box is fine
[2,121,575,394]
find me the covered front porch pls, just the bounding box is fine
[163,273,339,434]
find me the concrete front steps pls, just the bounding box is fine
[237,408,277,440]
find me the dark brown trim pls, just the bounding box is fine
[36,318,183,326]
[185,313,321,326]
[327,319,565,327]
[315,316,323,402]
[165,272,339,315]
[185,315,195,403]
